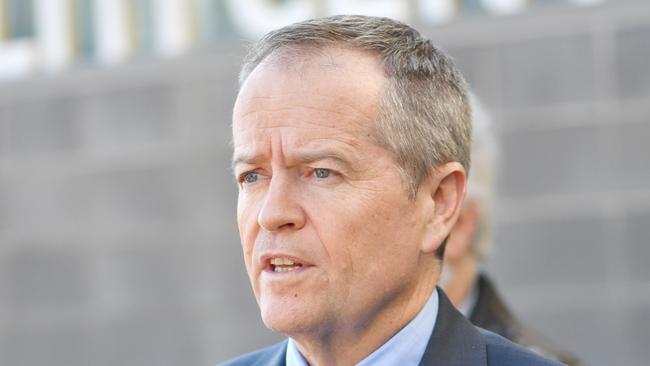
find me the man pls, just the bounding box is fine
[223,15,563,366]
[441,95,582,366]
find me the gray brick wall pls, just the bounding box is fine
[1,2,649,365]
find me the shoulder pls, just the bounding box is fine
[481,329,566,366]
[218,341,287,366]
[472,276,581,365]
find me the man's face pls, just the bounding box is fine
[232,48,434,337]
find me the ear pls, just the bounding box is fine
[444,199,479,261]
[420,162,467,254]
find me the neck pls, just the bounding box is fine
[291,267,438,366]
[441,255,477,308]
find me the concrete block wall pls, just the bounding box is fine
[0,48,281,366]
[428,2,650,365]
[1,2,648,365]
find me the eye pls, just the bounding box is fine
[313,168,331,179]
[240,171,259,184]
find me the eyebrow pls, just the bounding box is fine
[231,148,355,171]
[232,152,261,170]
[294,149,354,166]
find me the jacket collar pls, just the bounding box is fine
[418,287,487,366]
[267,288,487,366]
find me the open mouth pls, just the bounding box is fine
[268,257,304,273]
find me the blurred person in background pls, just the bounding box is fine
[222,15,563,366]
[440,94,582,366]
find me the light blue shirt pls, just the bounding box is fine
[286,290,439,366]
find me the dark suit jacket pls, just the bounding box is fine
[220,288,564,366]
[469,275,582,366]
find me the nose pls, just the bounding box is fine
[257,174,306,232]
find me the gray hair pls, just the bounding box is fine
[238,15,472,197]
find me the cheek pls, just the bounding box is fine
[237,191,260,233]
[347,198,419,266]
[237,195,261,266]
[237,198,263,299]
[313,200,386,275]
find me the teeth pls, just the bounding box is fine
[269,257,303,273]
[274,266,298,273]
[270,257,295,265]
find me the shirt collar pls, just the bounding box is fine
[286,290,439,366]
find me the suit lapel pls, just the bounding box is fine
[419,288,487,366]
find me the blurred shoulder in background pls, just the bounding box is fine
[440,93,583,366]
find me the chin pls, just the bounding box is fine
[262,310,305,334]
[260,301,319,336]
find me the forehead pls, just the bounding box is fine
[232,47,386,146]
